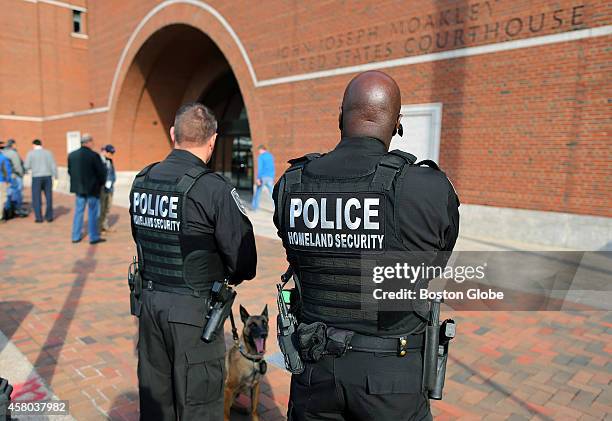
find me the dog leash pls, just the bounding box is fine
[229,308,240,343]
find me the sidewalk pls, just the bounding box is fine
[0,191,610,420]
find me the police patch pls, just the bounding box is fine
[284,192,385,253]
[231,188,248,216]
[131,189,182,232]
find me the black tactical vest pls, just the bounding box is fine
[277,151,441,336]
[130,164,225,295]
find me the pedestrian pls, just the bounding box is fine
[251,144,275,211]
[0,141,12,221]
[98,144,116,233]
[2,139,25,214]
[24,139,57,223]
[67,133,106,244]
[273,71,460,421]
[129,102,257,420]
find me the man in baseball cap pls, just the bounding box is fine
[99,144,116,232]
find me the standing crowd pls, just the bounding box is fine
[0,135,116,245]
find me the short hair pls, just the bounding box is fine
[33,139,42,146]
[81,134,93,144]
[258,144,267,150]
[174,102,217,146]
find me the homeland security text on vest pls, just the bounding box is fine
[132,192,181,232]
[287,196,384,250]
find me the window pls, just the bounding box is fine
[72,10,82,33]
[389,103,443,162]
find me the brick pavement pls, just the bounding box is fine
[0,192,610,420]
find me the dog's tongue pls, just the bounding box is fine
[254,338,265,354]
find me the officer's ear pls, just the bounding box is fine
[170,126,176,146]
[392,115,403,137]
[261,305,268,319]
[240,305,250,323]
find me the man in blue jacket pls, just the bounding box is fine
[251,144,275,211]
[0,142,12,221]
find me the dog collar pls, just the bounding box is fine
[239,345,268,375]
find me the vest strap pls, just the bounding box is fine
[371,150,416,190]
[414,159,440,171]
[134,162,158,181]
[176,167,213,193]
[277,153,322,222]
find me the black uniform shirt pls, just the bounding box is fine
[146,149,257,283]
[274,136,459,253]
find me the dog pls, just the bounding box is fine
[224,304,269,421]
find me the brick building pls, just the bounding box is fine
[0,0,610,248]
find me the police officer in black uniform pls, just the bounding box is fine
[129,103,257,420]
[273,71,460,420]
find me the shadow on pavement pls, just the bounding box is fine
[451,357,554,421]
[108,213,121,228]
[0,301,33,353]
[30,245,98,384]
[52,206,71,220]
[107,390,140,421]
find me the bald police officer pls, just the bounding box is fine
[129,103,257,420]
[273,71,460,420]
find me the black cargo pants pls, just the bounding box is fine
[288,348,431,421]
[137,289,225,421]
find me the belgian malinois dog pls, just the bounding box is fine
[224,304,269,421]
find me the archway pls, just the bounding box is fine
[110,23,252,190]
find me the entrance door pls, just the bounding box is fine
[199,73,253,191]
[389,103,442,162]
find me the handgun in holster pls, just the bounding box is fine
[423,297,456,400]
[201,280,236,343]
[277,266,305,374]
[128,256,143,317]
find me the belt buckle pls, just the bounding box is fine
[147,281,153,290]
[398,336,408,357]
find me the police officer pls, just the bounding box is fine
[129,102,257,420]
[273,71,459,420]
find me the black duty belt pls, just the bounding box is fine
[144,280,209,298]
[349,332,424,356]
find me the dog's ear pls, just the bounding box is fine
[240,305,250,323]
[261,304,268,318]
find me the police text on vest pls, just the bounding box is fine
[285,194,385,251]
[132,191,181,232]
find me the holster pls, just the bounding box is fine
[128,267,143,317]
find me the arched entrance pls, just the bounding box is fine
[110,23,252,190]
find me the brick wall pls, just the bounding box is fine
[0,0,610,216]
